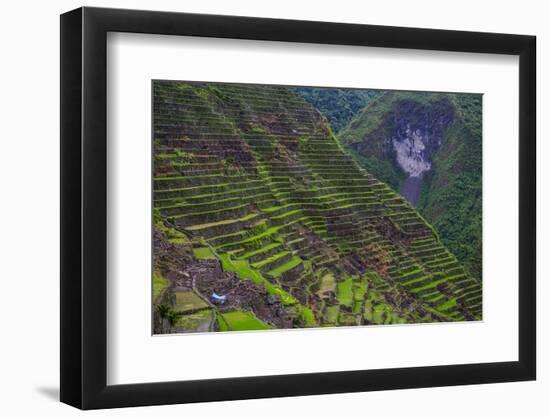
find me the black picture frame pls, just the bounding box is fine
[60,6,536,410]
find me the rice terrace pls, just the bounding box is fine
[152,80,482,334]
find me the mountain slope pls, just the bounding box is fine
[338,91,482,281]
[153,81,482,333]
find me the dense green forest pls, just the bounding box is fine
[417,94,482,281]
[293,87,381,132]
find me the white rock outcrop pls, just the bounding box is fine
[392,126,433,178]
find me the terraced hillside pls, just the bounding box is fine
[152,81,482,334]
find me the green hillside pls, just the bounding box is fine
[339,91,482,281]
[152,81,482,334]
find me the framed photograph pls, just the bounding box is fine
[60,6,536,409]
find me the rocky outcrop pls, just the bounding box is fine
[390,99,454,204]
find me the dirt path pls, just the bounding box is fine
[400,176,423,207]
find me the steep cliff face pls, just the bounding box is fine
[393,128,433,178]
[391,100,453,174]
[391,99,455,205]
[339,92,482,282]
[152,81,482,333]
